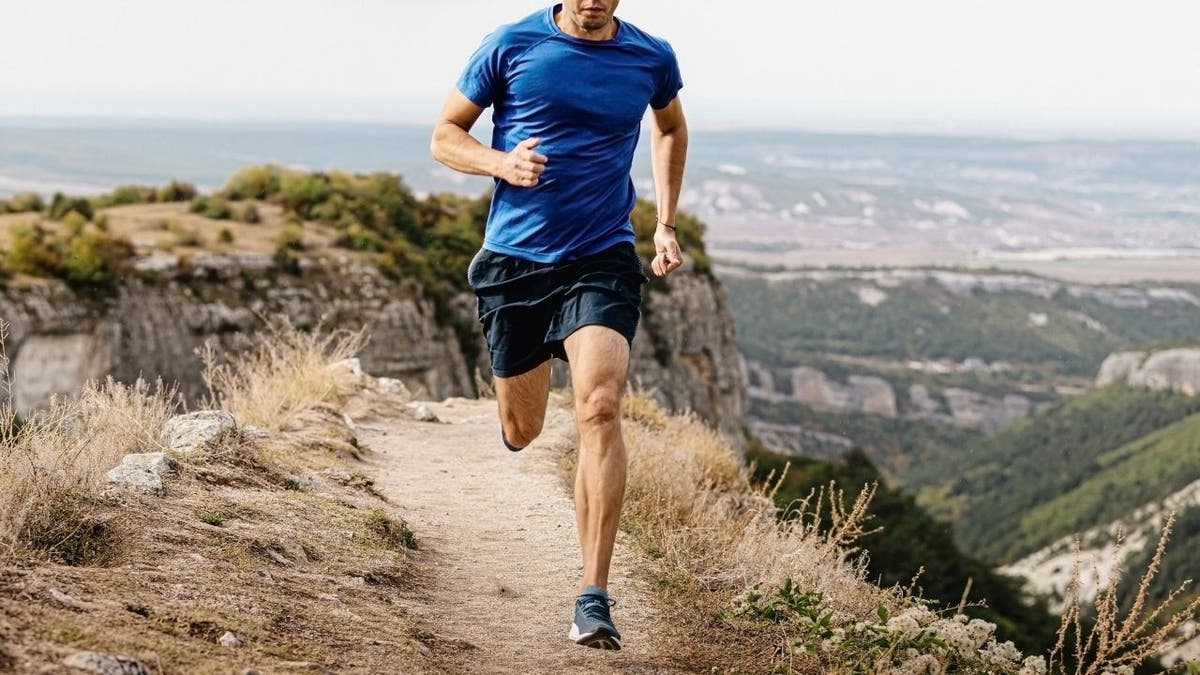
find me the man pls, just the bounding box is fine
[430,0,687,652]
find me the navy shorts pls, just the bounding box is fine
[467,241,649,378]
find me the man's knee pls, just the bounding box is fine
[503,412,545,447]
[578,386,621,430]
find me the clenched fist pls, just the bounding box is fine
[499,137,548,188]
[651,225,683,277]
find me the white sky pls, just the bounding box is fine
[4,0,1200,138]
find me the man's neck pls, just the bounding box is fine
[554,8,618,41]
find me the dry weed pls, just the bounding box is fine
[199,317,367,430]
[1051,515,1200,674]
[0,319,179,560]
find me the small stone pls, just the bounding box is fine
[49,588,76,605]
[241,424,270,440]
[106,453,180,495]
[405,402,440,423]
[163,410,236,454]
[323,468,353,484]
[218,631,242,649]
[376,377,411,399]
[62,651,151,675]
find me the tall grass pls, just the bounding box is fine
[616,392,1200,673]
[0,321,179,560]
[198,318,367,430]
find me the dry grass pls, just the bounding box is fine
[199,318,368,431]
[596,391,895,672]
[1051,516,1200,674]
[1,320,180,561]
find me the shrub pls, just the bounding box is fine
[333,222,383,251]
[188,196,232,220]
[239,203,261,224]
[166,220,201,248]
[366,510,418,551]
[223,165,281,200]
[5,224,62,276]
[94,184,157,208]
[217,228,234,245]
[4,222,134,286]
[279,172,333,218]
[5,192,44,213]
[47,192,93,221]
[157,181,197,202]
[276,224,305,251]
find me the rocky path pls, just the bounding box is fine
[359,397,682,675]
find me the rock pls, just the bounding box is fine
[218,631,242,649]
[49,588,78,606]
[1098,348,1200,396]
[376,377,411,399]
[405,402,440,423]
[106,453,180,495]
[62,651,151,675]
[323,468,353,484]
[241,424,270,440]
[848,375,898,418]
[327,357,365,383]
[163,410,236,454]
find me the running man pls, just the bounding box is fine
[430,0,687,651]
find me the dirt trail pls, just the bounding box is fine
[358,396,683,675]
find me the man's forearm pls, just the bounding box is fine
[650,123,688,225]
[431,121,505,178]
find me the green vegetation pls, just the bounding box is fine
[365,509,418,551]
[188,196,232,220]
[194,510,226,527]
[749,443,1061,654]
[46,193,93,221]
[921,386,1200,562]
[4,221,134,287]
[723,272,1200,376]
[0,192,44,214]
[750,397,978,479]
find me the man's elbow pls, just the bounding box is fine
[429,124,447,165]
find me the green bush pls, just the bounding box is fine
[94,184,157,208]
[157,181,197,202]
[4,222,133,286]
[188,196,232,220]
[165,220,201,247]
[333,222,383,251]
[217,228,234,245]
[276,224,305,251]
[239,203,261,224]
[3,192,44,214]
[223,165,281,200]
[47,193,93,221]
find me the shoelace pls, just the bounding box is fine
[577,595,617,623]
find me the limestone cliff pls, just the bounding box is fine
[1096,348,1200,396]
[1,253,747,443]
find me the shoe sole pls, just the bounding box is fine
[569,623,622,650]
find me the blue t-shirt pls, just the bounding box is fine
[456,4,683,263]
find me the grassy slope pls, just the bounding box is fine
[936,386,1200,563]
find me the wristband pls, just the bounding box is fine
[656,216,676,231]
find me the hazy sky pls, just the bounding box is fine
[5,0,1199,138]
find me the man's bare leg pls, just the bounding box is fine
[494,359,553,449]
[563,325,630,593]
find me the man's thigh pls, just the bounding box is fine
[563,325,631,397]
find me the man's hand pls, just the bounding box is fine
[498,137,548,188]
[650,225,683,277]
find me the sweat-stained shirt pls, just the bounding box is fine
[456,3,683,263]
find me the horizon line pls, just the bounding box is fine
[2,114,1199,145]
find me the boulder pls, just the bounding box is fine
[106,453,179,495]
[163,410,236,454]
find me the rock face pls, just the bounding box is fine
[62,651,151,675]
[628,265,748,445]
[1,256,473,415]
[1,254,747,445]
[745,359,1033,433]
[1097,348,1200,396]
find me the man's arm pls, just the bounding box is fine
[649,96,688,277]
[430,90,546,188]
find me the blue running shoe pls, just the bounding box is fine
[569,586,622,650]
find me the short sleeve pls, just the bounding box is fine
[650,44,683,110]
[456,31,506,108]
